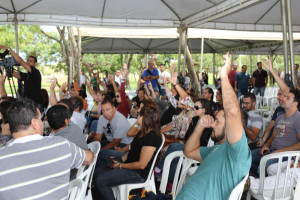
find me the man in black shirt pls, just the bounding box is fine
[0,45,42,111]
[252,61,268,96]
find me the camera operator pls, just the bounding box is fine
[0,45,42,111]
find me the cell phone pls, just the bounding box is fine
[106,157,123,168]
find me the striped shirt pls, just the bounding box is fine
[0,134,85,200]
[247,110,263,143]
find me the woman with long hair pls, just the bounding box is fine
[95,101,162,200]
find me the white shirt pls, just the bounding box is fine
[71,111,86,132]
[158,70,170,89]
[80,74,87,85]
[115,75,123,85]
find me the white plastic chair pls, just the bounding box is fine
[262,97,277,133]
[247,151,300,200]
[76,141,101,200]
[68,179,85,200]
[114,134,165,200]
[229,174,249,200]
[294,179,300,199]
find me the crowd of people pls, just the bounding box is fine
[0,44,300,200]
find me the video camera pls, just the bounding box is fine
[0,49,20,77]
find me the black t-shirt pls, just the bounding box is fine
[20,66,42,104]
[253,69,268,87]
[125,130,162,179]
[184,116,212,146]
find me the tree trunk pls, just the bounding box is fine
[178,27,201,96]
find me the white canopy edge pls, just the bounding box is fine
[75,27,300,41]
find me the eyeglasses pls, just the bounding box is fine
[115,95,120,98]
[107,123,111,134]
[242,101,252,105]
[194,105,203,110]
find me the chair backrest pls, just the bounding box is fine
[76,141,101,196]
[145,134,165,182]
[68,179,85,200]
[228,174,249,200]
[255,95,263,110]
[258,151,300,199]
[294,178,300,198]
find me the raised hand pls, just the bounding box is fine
[122,63,128,78]
[170,63,176,75]
[50,78,57,90]
[61,82,67,92]
[197,115,215,128]
[219,52,231,78]
[263,58,273,72]
[170,72,178,86]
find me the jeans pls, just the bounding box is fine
[254,87,265,96]
[95,166,144,200]
[250,148,283,176]
[89,120,98,133]
[159,88,166,96]
[157,143,185,182]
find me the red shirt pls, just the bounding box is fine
[117,82,130,118]
[228,69,239,87]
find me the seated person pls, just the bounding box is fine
[0,98,93,199]
[91,98,132,150]
[70,96,86,132]
[0,100,15,146]
[94,102,162,200]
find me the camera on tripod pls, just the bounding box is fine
[0,49,20,77]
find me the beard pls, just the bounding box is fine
[211,126,226,143]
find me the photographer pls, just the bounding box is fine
[0,45,42,111]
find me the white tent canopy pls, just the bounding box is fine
[78,27,300,55]
[1,0,300,32]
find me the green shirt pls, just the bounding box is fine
[176,131,251,200]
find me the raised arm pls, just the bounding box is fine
[50,79,58,106]
[0,74,7,98]
[0,45,32,72]
[264,59,290,95]
[109,73,118,94]
[219,52,243,145]
[86,81,98,100]
[170,72,188,99]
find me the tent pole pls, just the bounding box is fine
[250,52,253,75]
[287,0,296,87]
[183,28,188,76]
[270,54,274,86]
[178,27,182,73]
[200,37,204,78]
[14,15,19,54]
[213,53,216,83]
[281,0,289,75]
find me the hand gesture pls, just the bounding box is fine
[263,58,273,72]
[148,81,153,90]
[122,63,128,78]
[61,82,67,92]
[170,72,178,86]
[259,145,270,156]
[169,63,176,75]
[109,73,114,82]
[50,79,57,90]
[219,52,231,78]
[197,115,215,128]
[0,74,6,83]
[152,54,156,60]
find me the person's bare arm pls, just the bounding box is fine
[12,71,21,79]
[0,45,32,72]
[184,116,214,162]
[102,138,122,150]
[112,146,157,170]
[219,52,243,145]
[265,75,268,88]
[148,82,156,100]
[170,72,188,99]
[264,59,290,95]
[86,81,98,100]
[109,73,118,94]
[161,123,172,134]
[163,77,171,95]
[257,120,275,147]
[252,76,256,87]
[245,126,261,141]
[49,79,58,106]
[234,80,238,92]
[59,82,67,101]
[82,150,94,166]
[0,74,7,98]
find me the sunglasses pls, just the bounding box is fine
[107,123,111,134]
[194,105,203,110]
[115,95,120,98]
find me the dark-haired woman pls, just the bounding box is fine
[95,102,162,200]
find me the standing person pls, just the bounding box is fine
[158,64,170,96]
[114,69,123,86]
[80,69,88,92]
[0,45,42,111]
[229,63,239,88]
[142,61,160,91]
[0,98,94,199]
[252,61,268,96]
[176,52,251,200]
[235,65,250,97]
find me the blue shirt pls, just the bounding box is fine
[142,68,159,88]
[176,131,251,200]
[235,72,250,92]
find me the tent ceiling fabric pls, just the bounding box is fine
[0,0,300,32]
